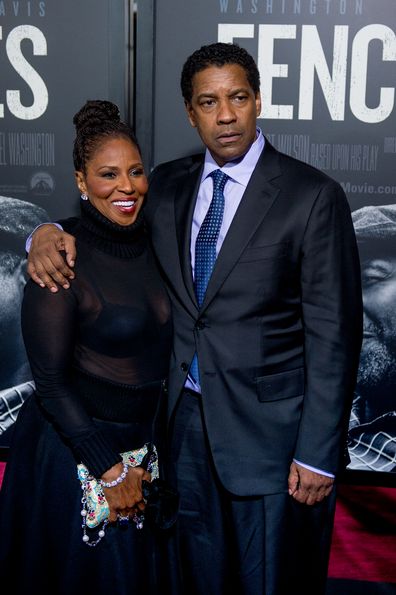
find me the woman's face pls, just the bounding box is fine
[76,136,148,226]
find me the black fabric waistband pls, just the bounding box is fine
[72,368,165,423]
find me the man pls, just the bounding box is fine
[0,196,49,446]
[26,43,362,594]
[348,204,396,472]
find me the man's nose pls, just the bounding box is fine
[217,100,236,124]
[362,291,370,311]
[362,310,373,330]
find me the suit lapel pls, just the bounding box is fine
[174,158,203,308]
[200,142,282,311]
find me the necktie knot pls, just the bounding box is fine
[210,169,229,192]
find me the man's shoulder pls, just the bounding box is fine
[145,154,203,220]
[262,139,335,182]
[149,153,204,182]
[267,140,339,189]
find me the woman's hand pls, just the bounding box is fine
[101,462,152,523]
[27,224,76,292]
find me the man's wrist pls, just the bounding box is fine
[25,222,63,253]
[293,459,335,478]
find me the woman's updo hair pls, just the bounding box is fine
[73,100,140,173]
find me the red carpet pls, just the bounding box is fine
[1,461,395,591]
[328,485,396,584]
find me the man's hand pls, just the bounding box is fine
[27,224,76,292]
[288,461,334,505]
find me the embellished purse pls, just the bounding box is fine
[77,442,159,529]
[77,442,179,546]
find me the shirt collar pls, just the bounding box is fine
[202,128,265,187]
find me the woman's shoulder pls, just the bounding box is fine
[57,216,80,235]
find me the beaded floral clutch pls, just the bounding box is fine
[77,442,159,530]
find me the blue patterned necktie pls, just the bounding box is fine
[189,169,229,383]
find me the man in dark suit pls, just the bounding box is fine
[26,43,362,594]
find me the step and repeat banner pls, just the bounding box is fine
[0,0,129,448]
[136,0,396,476]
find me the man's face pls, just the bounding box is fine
[185,64,261,166]
[358,255,396,399]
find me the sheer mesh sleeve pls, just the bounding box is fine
[21,280,121,477]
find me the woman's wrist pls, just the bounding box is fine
[99,462,129,488]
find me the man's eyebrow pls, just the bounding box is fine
[196,92,217,100]
[196,87,250,100]
[229,87,250,95]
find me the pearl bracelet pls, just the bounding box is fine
[99,463,129,488]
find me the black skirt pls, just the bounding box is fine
[0,393,169,595]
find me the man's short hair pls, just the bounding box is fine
[180,42,261,104]
[352,204,396,259]
[0,196,48,274]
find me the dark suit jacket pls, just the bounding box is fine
[145,140,363,496]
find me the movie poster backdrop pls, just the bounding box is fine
[0,0,129,449]
[1,0,395,473]
[135,0,396,474]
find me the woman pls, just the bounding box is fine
[0,100,173,594]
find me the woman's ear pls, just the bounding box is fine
[75,171,86,194]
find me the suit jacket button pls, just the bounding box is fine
[195,320,205,330]
[181,362,188,372]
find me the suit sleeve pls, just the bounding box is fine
[293,181,363,474]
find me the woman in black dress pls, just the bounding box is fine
[0,100,173,594]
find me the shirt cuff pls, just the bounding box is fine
[293,459,335,478]
[25,222,63,253]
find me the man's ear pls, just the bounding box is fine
[185,101,197,128]
[75,171,86,194]
[255,92,262,118]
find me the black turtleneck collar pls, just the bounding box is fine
[76,198,147,259]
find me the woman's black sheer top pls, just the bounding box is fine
[21,200,172,477]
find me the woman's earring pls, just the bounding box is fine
[81,193,89,201]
